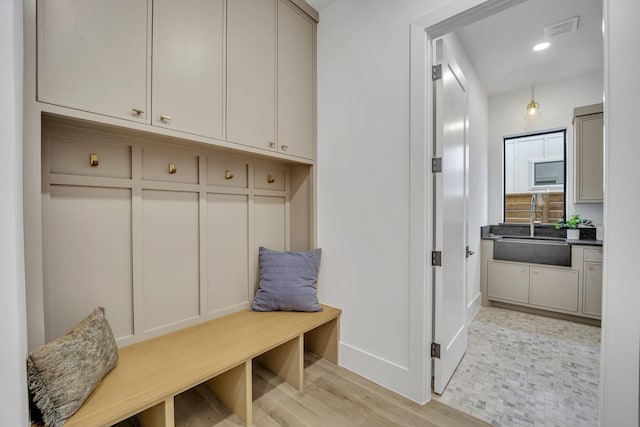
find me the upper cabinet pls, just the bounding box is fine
[227,0,315,159]
[152,0,225,140]
[37,0,317,161]
[37,0,150,123]
[227,0,277,152]
[574,103,604,203]
[278,1,315,159]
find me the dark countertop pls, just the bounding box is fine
[481,224,603,247]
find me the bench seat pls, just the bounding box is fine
[57,304,341,427]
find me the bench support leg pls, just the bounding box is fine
[137,397,174,427]
[256,334,304,391]
[206,361,252,426]
[305,317,340,364]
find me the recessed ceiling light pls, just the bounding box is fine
[533,42,551,52]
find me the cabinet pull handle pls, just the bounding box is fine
[532,270,539,274]
[267,174,276,184]
[268,141,276,148]
[160,115,172,122]
[168,163,177,174]
[90,154,99,167]
[225,170,234,180]
[132,108,144,116]
[281,145,289,151]
[588,265,594,271]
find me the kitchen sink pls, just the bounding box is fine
[493,235,571,266]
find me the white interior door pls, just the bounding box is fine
[433,38,468,395]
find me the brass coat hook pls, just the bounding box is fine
[267,174,275,184]
[225,170,234,180]
[168,163,177,174]
[90,154,99,167]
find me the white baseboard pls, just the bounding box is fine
[338,341,427,404]
[466,291,482,326]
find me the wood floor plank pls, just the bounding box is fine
[171,352,490,427]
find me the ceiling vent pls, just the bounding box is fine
[544,16,580,39]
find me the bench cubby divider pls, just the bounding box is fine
[206,361,252,426]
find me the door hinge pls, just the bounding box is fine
[432,157,442,173]
[431,342,441,358]
[432,64,442,81]
[432,251,442,266]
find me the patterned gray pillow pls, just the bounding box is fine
[251,247,322,312]
[27,307,118,427]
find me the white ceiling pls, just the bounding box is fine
[306,0,603,96]
[456,0,603,95]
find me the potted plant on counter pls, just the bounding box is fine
[555,214,593,240]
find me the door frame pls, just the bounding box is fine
[408,0,527,404]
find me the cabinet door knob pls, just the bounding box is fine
[90,154,99,167]
[132,108,144,116]
[225,170,234,180]
[160,115,172,123]
[268,141,276,148]
[168,163,177,174]
[281,145,289,151]
[267,174,276,184]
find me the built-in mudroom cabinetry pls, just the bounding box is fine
[41,118,310,346]
[24,0,318,350]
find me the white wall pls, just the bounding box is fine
[444,32,489,322]
[0,0,29,425]
[316,0,487,402]
[600,0,640,424]
[488,70,604,225]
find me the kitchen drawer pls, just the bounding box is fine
[142,148,199,184]
[206,157,248,188]
[584,248,603,263]
[49,135,131,179]
[530,267,579,312]
[254,165,286,191]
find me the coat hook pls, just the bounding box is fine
[267,174,275,184]
[225,170,234,180]
[90,154,99,167]
[168,163,177,174]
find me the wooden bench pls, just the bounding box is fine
[59,305,341,427]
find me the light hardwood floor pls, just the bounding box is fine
[126,352,489,427]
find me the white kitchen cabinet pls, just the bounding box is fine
[227,0,277,152]
[487,261,530,304]
[142,190,200,332]
[530,267,579,313]
[277,1,315,159]
[574,103,604,203]
[38,0,150,123]
[152,0,224,139]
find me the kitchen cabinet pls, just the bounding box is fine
[152,0,225,139]
[582,247,603,318]
[574,103,604,203]
[530,267,579,312]
[38,0,150,123]
[487,261,529,304]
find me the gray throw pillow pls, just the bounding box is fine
[251,247,323,312]
[27,307,119,427]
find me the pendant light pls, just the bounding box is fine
[525,85,541,119]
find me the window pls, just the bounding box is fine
[503,130,566,224]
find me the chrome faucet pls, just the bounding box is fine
[530,194,538,237]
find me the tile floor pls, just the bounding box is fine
[432,307,601,427]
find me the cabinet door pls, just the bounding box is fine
[152,0,224,139]
[583,262,603,317]
[207,194,249,313]
[277,1,315,159]
[142,190,200,331]
[487,261,529,304]
[227,0,276,151]
[254,196,286,290]
[575,113,603,203]
[530,267,579,312]
[38,0,149,122]
[47,186,133,341]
